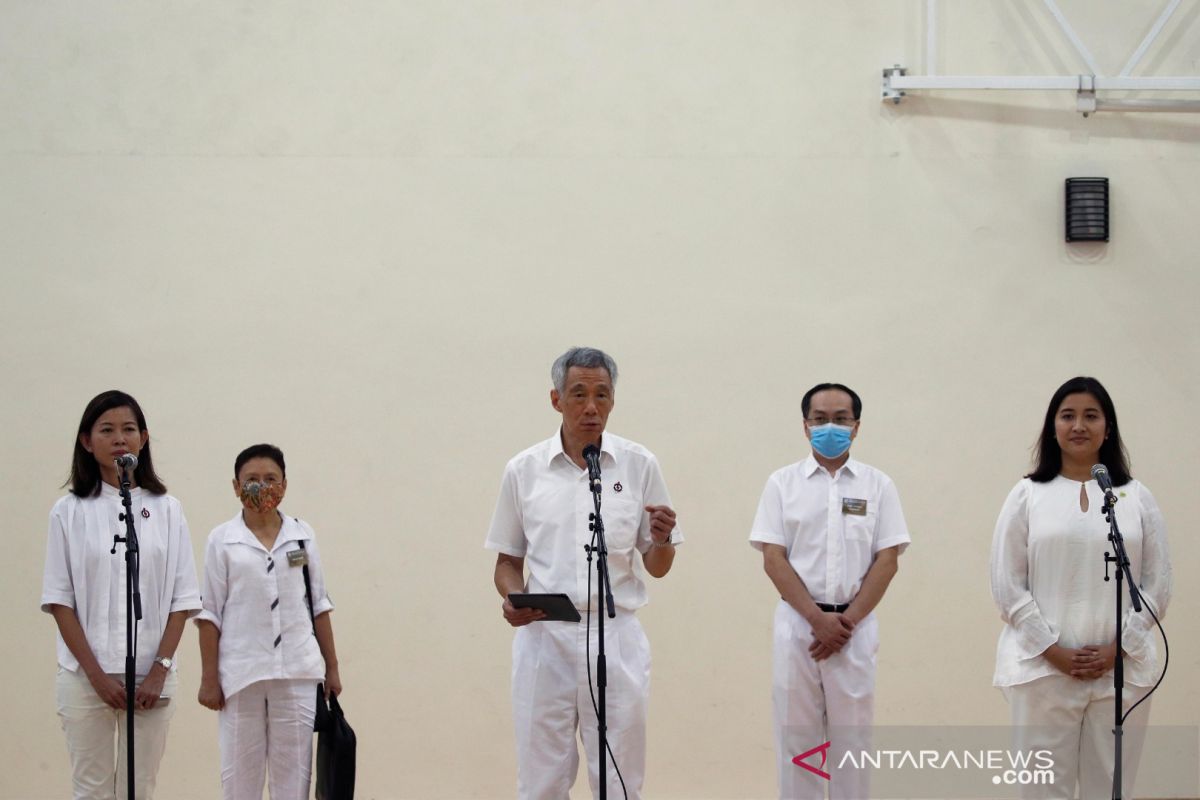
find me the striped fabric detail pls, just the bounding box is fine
[273,634,282,648]
[270,598,279,610]
[266,558,275,573]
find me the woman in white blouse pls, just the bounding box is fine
[991,377,1171,799]
[41,390,202,799]
[196,443,341,800]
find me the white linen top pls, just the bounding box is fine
[41,483,202,677]
[195,511,334,698]
[485,431,683,612]
[749,456,911,606]
[990,476,1171,687]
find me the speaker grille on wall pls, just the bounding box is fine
[1065,178,1109,243]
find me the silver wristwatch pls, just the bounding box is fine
[153,656,174,670]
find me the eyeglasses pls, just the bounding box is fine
[806,416,856,426]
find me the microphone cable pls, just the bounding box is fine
[585,521,629,800]
[1120,579,1168,723]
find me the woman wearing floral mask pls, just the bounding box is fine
[195,444,342,800]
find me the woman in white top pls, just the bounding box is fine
[991,376,1171,799]
[196,443,341,800]
[41,390,202,800]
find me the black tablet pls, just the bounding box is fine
[508,593,582,622]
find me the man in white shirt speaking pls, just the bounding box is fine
[486,346,682,800]
[750,383,910,800]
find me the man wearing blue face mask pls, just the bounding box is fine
[750,383,911,800]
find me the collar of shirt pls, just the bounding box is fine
[99,481,144,502]
[221,510,311,551]
[802,454,861,479]
[545,428,619,469]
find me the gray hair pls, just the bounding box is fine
[551,347,618,394]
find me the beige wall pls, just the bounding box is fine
[2,2,1197,797]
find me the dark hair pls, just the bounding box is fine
[68,390,167,497]
[1026,376,1131,485]
[801,383,863,419]
[235,443,286,480]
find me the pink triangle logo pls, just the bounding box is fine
[792,741,832,781]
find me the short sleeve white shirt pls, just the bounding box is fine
[195,511,334,698]
[41,484,202,677]
[749,456,910,606]
[990,477,1171,687]
[484,431,683,612]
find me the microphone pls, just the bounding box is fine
[1091,464,1116,501]
[582,444,602,491]
[114,453,138,470]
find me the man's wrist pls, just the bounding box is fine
[800,604,823,626]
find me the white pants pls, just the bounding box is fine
[773,600,878,800]
[218,679,318,800]
[1004,674,1152,799]
[56,667,179,800]
[512,612,651,800]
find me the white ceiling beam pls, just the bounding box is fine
[1119,0,1183,77]
[887,74,1200,91]
[926,0,938,76]
[1040,0,1102,75]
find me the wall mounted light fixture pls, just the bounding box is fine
[1065,178,1109,243]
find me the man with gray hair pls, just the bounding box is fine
[486,346,683,800]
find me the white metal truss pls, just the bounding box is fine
[882,0,1200,114]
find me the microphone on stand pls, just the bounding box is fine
[1091,464,1117,502]
[114,453,138,470]
[582,444,602,493]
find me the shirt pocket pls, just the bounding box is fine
[600,496,643,551]
[842,509,877,544]
[280,556,311,611]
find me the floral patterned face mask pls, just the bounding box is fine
[239,481,285,514]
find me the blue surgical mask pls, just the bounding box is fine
[809,423,853,459]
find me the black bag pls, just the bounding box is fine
[314,691,356,800]
[300,538,356,799]
[313,682,333,732]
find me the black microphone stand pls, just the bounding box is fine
[584,466,616,800]
[1101,486,1141,800]
[110,462,142,800]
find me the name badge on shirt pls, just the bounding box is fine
[841,497,868,516]
[286,549,308,567]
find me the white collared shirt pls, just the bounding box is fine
[749,455,911,606]
[41,484,202,676]
[990,477,1171,687]
[485,431,683,612]
[195,511,334,698]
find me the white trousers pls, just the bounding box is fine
[772,600,878,800]
[1004,673,1152,799]
[512,612,651,800]
[56,667,179,800]
[218,679,318,800]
